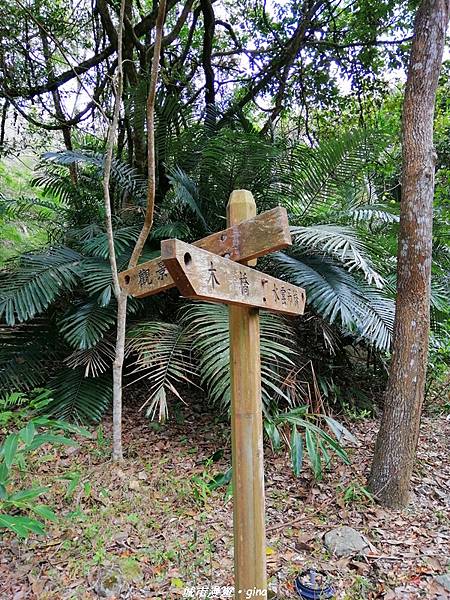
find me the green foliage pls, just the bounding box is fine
[42,151,147,206]
[289,225,383,287]
[127,303,300,419]
[0,323,50,391]
[273,253,394,352]
[0,160,56,264]
[59,302,117,350]
[168,129,397,353]
[0,388,53,427]
[265,407,356,479]
[127,321,196,421]
[0,413,88,538]
[0,247,81,325]
[0,121,447,423]
[341,482,374,505]
[47,369,112,423]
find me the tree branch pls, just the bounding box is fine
[218,0,326,125]
[200,0,216,110]
[128,0,167,269]
[2,45,114,99]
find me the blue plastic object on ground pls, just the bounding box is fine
[294,569,334,599]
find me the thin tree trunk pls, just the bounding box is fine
[128,0,167,269]
[112,290,127,461]
[0,100,9,155]
[368,0,450,507]
[103,0,127,462]
[107,0,166,460]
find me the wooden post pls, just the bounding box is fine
[227,190,267,598]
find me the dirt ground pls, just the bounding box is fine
[0,404,449,599]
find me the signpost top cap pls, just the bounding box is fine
[227,189,256,209]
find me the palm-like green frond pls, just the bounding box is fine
[0,247,81,325]
[0,324,50,391]
[348,203,399,224]
[355,288,395,352]
[150,221,192,241]
[81,226,141,259]
[273,252,394,352]
[47,368,112,423]
[43,150,147,203]
[81,258,114,306]
[268,407,354,479]
[31,171,81,205]
[290,225,384,287]
[168,166,208,229]
[126,322,196,421]
[199,130,277,213]
[0,193,67,222]
[64,338,116,377]
[182,303,299,413]
[59,302,116,350]
[272,130,385,214]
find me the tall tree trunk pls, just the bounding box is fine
[103,0,127,462]
[368,0,450,508]
[200,0,215,125]
[39,30,78,185]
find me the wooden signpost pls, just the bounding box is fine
[118,206,292,299]
[119,191,306,599]
[160,238,305,315]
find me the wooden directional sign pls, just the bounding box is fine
[161,239,306,316]
[118,190,307,599]
[118,206,291,298]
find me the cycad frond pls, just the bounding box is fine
[82,258,114,306]
[47,368,112,423]
[64,338,116,377]
[273,253,394,351]
[182,303,299,413]
[43,150,147,203]
[150,221,192,241]
[167,166,208,229]
[126,322,196,421]
[31,171,80,205]
[199,130,277,212]
[59,302,116,350]
[348,203,399,224]
[0,194,67,221]
[0,247,81,325]
[273,130,385,213]
[81,226,141,259]
[290,225,384,287]
[0,323,50,391]
[355,289,395,352]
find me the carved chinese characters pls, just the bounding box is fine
[160,239,305,316]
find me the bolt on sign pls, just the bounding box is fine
[119,191,306,599]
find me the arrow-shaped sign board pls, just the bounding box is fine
[118,206,291,298]
[161,239,306,316]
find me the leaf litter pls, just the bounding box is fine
[0,403,448,600]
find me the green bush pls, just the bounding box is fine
[0,394,89,538]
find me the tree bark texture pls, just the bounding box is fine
[368,0,450,507]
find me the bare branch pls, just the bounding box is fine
[129,0,167,269]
